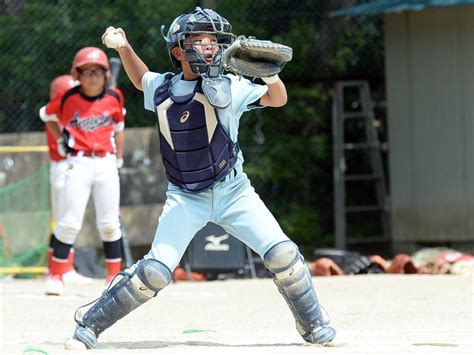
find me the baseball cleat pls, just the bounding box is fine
[45,274,64,296]
[301,325,336,344]
[72,325,97,349]
[63,269,93,284]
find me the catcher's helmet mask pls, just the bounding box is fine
[161,7,234,78]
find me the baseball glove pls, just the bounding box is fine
[223,36,293,78]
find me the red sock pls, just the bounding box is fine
[48,249,74,274]
[49,256,70,277]
[105,259,122,279]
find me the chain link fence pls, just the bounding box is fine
[1,0,384,131]
[0,0,386,252]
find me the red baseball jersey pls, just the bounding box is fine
[45,86,125,153]
[46,123,65,161]
[39,105,65,161]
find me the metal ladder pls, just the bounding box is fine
[332,81,390,249]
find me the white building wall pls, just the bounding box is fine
[385,7,474,244]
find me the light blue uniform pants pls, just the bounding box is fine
[132,165,290,272]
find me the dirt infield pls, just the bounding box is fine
[1,274,472,354]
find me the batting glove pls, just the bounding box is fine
[56,138,67,157]
[116,158,124,170]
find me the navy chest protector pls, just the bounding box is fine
[153,74,239,192]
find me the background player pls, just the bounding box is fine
[39,75,93,285]
[66,7,335,349]
[42,47,126,295]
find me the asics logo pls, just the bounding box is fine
[180,111,190,124]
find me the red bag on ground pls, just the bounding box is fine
[311,257,345,276]
[387,254,418,274]
[172,267,206,281]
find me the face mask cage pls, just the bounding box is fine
[177,31,234,78]
[161,7,234,77]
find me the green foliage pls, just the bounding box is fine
[240,83,335,252]
[328,15,384,76]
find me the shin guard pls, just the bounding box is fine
[73,259,172,348]
[263,241,336,344]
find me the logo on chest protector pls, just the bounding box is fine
[179,111,190,124]
[204,234,230,251]
[218,159,227,169]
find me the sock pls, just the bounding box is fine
[103,239,123,278]
[49,234,73,276]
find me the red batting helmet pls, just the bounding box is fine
[71,47,110,80]
[50,75,78,100]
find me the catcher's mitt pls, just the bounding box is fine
[223,36,292,78]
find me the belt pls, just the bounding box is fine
[217,167,238,184]
[69,150,109,158]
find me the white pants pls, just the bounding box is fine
[55,154,121,245]
[49,159,69,224]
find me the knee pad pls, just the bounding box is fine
[263,240,305,278]
[136,258,173,290]
[264,241,330,337]
[264,241,310,294]
[75,259,172,347]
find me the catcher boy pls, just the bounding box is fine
[66,7,336,349]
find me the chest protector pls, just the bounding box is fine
[154,74,239,192]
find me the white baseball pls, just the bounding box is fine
[104,32,125,49]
